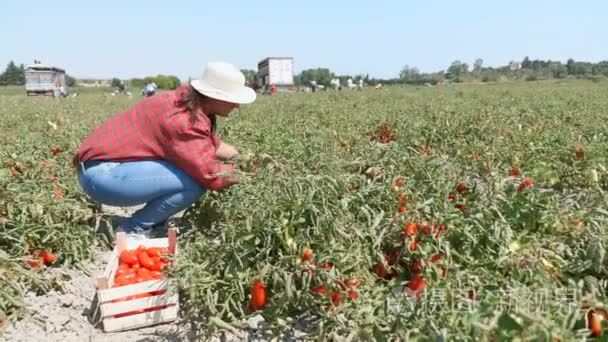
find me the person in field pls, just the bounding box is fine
[143,81,158,97]
[73,62,256,239]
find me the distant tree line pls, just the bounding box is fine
[393,57,608,85]
[126,75,181,90]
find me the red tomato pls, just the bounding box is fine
[114,274,134,287]
[249,279,267,311]
[136,268,151,277]
[394,177,404,188]
[115,268,130,277]
[301,248,313,262]
[147,247,162,258]
[372,262,392,279]
[137,251,155,270]
[587,309,604,337]
[388,250,400,266]
[347,290,359,300]
[517,177,534,191]
[312,284,326,295]
[150,271,163,279]
[120,250,138,267]
[118,263,130,270]
[455,204,466,213]
[39,250,57,265]
[403,223,417,237]
[456,182,468,193]
[407,274,426,298]
[411,259,422,273]
[328,290,343,307]
[408,238,419,252]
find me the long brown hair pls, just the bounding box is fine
[175,85,217,132]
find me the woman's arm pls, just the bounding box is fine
[216,142,240,161]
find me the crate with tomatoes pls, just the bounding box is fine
[95,228,179,332]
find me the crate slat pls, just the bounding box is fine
[102,304,179,333]
[97,248,118,290]
[124,237,170,251]
[100,293,178,317]
[98,279,170,303]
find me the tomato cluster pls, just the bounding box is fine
[369,123,397,144]
[113,246,172,287]
[372,221,447,298]
[298,249,361,309]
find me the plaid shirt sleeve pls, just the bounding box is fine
[163,121,234,191]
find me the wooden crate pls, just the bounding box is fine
[96,228,179,332]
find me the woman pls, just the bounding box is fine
[73,62,256,239]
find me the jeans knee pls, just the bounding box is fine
[182,186,205,204]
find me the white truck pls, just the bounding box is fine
[256,57,295,93]
[25,63,67,97]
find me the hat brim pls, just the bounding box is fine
[190,80,256,104]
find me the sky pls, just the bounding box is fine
[1,0,607,80]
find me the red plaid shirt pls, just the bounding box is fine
[73,86,234,191]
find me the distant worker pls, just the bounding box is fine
[143,81,158,97]
[347,78,356,90]
[358,79,364,90]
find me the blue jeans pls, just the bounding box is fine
[78,160,205,232]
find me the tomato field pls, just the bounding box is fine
[1,81,608,340]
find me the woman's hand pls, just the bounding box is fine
[216,142,240,161]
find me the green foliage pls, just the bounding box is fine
[296,68,333,87]
[240,69,256,84]
[111,78,122,88]
[0,61,25,86]
[392,58,608,86]
[65,75,76,87]
[129,75,181,90]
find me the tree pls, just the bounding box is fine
[111,78,123,88]
[447,60,468,78]
[566,58,575,75]
[296,68,333,87]
[550,63,568,78]
[521,56,531,69]
[0,61,25,85]
[473,58,483,72]
[399,65,420,82]
[65,74,76,87]
[240,69,257,84]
